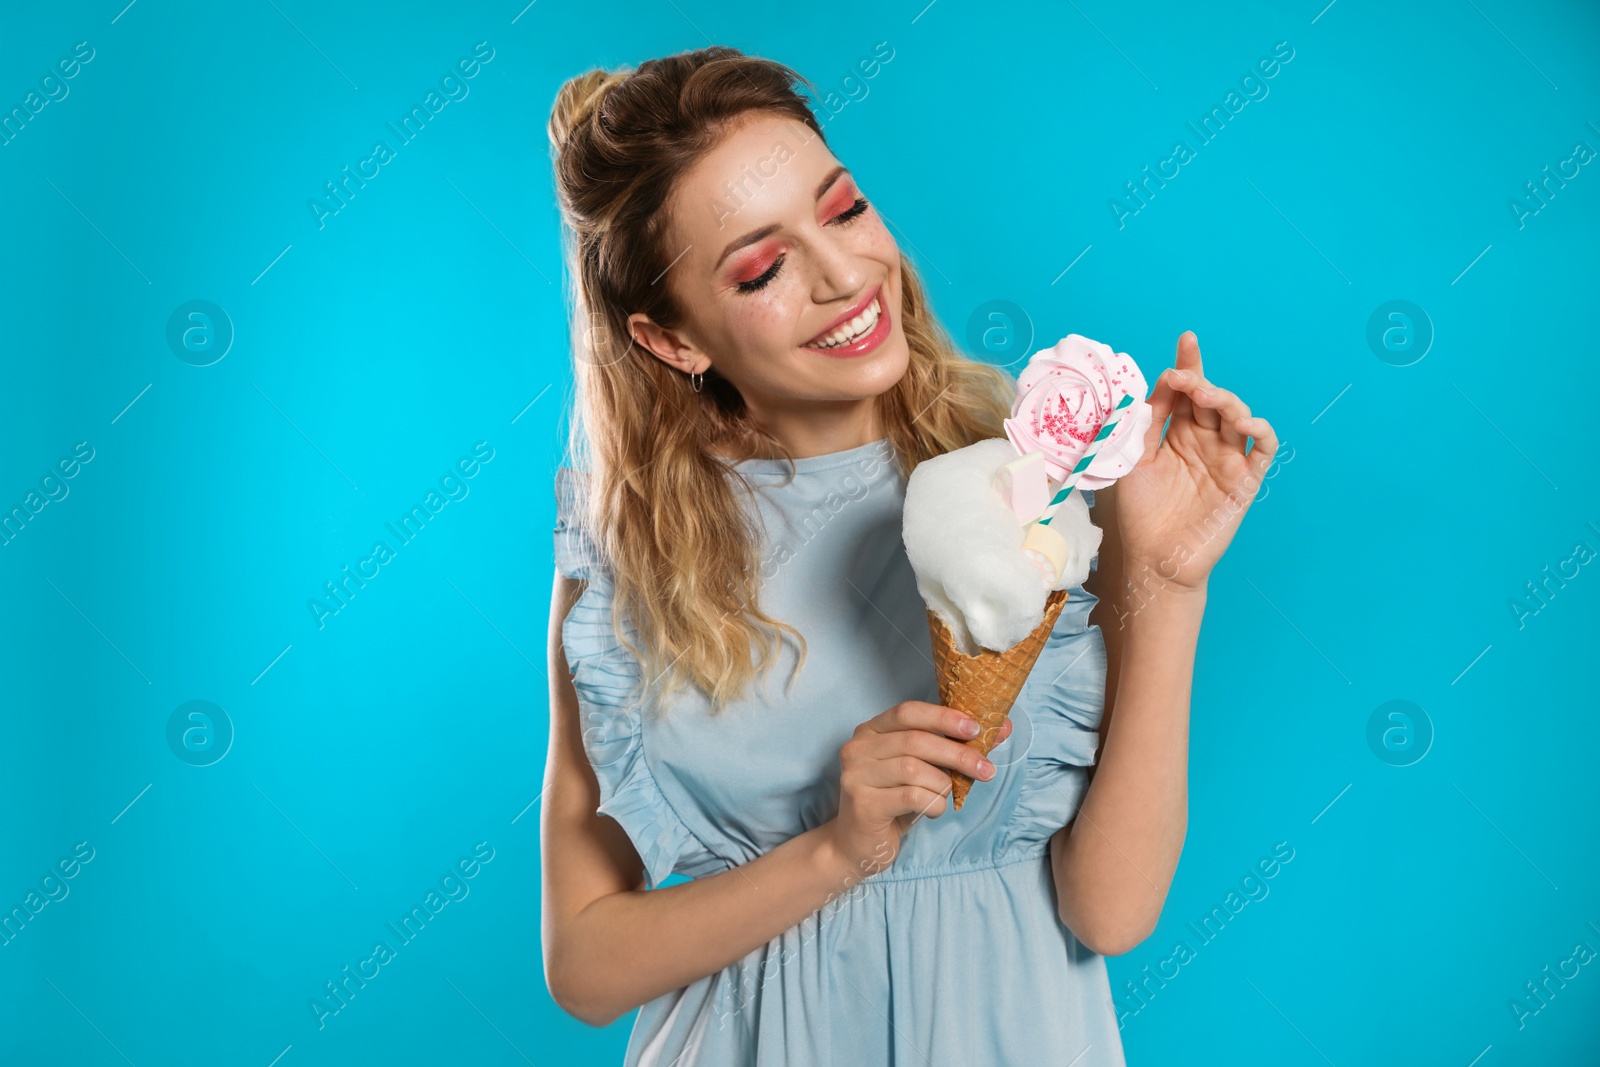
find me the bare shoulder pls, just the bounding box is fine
[551,573,588,631]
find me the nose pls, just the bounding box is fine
[809,228,869,306]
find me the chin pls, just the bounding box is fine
[869,332,912,389]
[836,331,911,400]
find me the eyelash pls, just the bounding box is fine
[735,196,871,294]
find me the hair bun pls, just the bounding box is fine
[548,68,632,155]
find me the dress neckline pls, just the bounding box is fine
[731,437,894,475]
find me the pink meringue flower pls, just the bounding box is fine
[1002,334,1153,491]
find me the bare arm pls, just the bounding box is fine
[540,572,999,1026]
[1049,332,1276,957]
[1052,485,1196,956]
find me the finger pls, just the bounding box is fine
[1190,382,1250,448]
[1171,371,1196,435]
[1175,330,1204,380]
[1189,378,1221,432]
[996,717,1014,745]
[858,752,965,795]
[1162,368,1200,431]
[858,731,996,784]
[1143,369,1180,455]
[860,756,966,799]
[866,700,983,741]
[1170,333,1213,430]
[1241,415,1279,478]
[895,786,950,828]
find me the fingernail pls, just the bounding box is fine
[960,719,981,738]
[978,759,995,779]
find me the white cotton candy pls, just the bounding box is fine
[1041,481,1102,596]
[902,438,1103,657]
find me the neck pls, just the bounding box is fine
[740,396,883,461]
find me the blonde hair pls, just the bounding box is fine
[549,46,1016,713]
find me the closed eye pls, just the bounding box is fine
[735,197,873,294]
[831,196,870,225]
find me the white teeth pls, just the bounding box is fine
[810,297,881,349]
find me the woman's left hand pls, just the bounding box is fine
[1112,331,1279,592]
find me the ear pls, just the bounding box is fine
[627,312,710,376]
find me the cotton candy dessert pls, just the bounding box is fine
[902,334,1153,808]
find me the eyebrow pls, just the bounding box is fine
[712,164,851,270]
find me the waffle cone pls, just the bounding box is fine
[927,588,1070,810]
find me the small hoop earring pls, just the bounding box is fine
[690,370,704,393]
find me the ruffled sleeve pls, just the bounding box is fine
[1000,487,1108,852]
[553,466,719,889]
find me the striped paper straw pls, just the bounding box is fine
[1036,391,1136,527]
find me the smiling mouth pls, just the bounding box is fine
[803,290,883,349]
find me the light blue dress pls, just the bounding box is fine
[553,437,1125,1066]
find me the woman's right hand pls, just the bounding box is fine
[826,700,1009,877]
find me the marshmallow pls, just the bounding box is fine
[991,451,1050,525]
[1021,520,1071,588]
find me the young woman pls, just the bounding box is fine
[540,46,1277,1066]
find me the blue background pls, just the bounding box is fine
[2,0,1597,1063]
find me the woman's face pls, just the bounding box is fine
[630,111,909,447]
